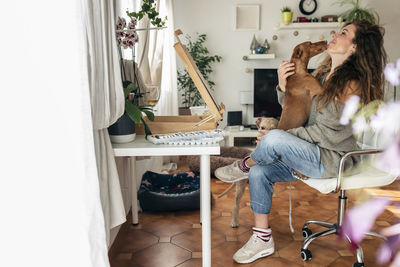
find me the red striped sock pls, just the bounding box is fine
[252,227,272,242]
[238,156,251,172]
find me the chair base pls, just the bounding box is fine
[300,190,386,266]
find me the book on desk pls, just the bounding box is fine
[137,29,225,135]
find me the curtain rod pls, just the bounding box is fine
[116,26,167,33]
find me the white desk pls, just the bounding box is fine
[112,135,220,267]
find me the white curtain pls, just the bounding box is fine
[1,1,110,267]
[83,0,127,246]
[136,0,178,115]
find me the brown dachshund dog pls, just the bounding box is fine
[277,40,327,130]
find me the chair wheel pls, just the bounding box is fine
[301,249,312,261]
[353,263,364,267]
[302,228,312,239]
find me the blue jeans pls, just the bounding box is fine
[249,129,325,214]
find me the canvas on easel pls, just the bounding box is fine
[136,29,225,134]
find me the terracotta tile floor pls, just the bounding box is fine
[109,159,398,267]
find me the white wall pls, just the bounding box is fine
[173,0,400,126]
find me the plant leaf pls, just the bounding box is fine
[141,109,155,121]
[125,101,142,124]
[141,117,153,137]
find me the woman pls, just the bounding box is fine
[215,20,387,264]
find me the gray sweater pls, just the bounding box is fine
[276,87,360,178]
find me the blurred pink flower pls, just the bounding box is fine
[352,115,368,134]
[377,233,400,264]
[370,102,400,138]
[376,137,400,176]
[340,95,360,125]
[384,58,400,86]
[339,197,391,250]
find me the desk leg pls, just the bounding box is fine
[129,156,139,225]
[200,154,211,267]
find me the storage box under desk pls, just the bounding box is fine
[136,115,219,134]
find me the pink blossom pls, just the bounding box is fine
[128,18,137,29]
[116,16,126,30]
[376,137,400,176]
[352,115,368,134]
[340,95,360,125]
[370,102,400,138]
[384,58,400,86]
[377,233,400,265]
[339,197,391,250]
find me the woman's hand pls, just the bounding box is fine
[277,61,295,92]
[256,129,269,143]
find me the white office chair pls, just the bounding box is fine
[299,130,398,267]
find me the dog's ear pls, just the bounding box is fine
[294,47,303,59]
[255,117,261,127]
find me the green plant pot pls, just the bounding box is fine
[282,12,293,25]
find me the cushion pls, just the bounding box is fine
[302,165,397,194]
[138,171,201,212]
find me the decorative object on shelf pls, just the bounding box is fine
[250,34,260,54]
[177,33,222,108]
[255,46,265,54]
[262,38,270,53]
[281,6,293,26]
[311,17,319,22]
[321,15,338,22]
[235,4,260,30]
[297,17,309,22]
[299,0,318,16]
[335,0,379,24]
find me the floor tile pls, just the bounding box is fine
[109,163,399,267]
[131,243,191,267]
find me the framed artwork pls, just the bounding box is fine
[234,4,260,30]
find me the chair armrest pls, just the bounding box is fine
[335,149,383,192]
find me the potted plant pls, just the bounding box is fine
[177,33,221,115]
[281,6,293,25]
[335,0,379,24]
[109,2,166,143]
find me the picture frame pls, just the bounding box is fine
[234,4,260,30]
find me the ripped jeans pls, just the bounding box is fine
[249,129,325,214]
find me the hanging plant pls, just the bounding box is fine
[335,0,379,24]
[126,0,167,27]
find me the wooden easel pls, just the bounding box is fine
[136,29,225,134]
[174,29,225,128]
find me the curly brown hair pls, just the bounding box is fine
[315,20,387,108]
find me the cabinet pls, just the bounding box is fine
[225,129,258,148]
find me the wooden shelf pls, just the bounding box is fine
[242,53,275,60]
[278,22,342,30]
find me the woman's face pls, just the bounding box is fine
[327,24,357,57]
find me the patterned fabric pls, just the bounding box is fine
[140,171,200,194]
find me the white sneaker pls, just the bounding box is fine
[233,233,275,264]
[214,160,249,183]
